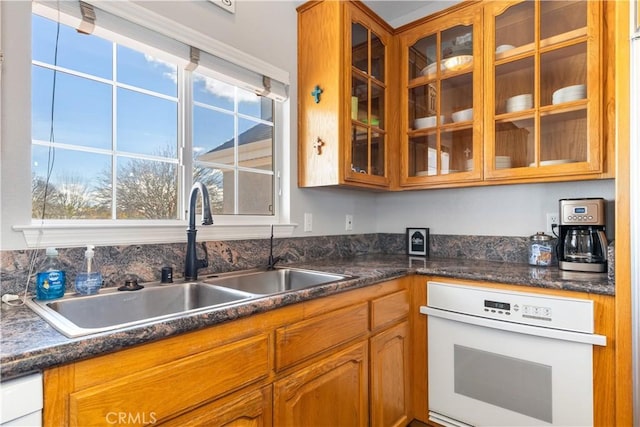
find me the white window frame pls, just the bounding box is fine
[2,1,294,249]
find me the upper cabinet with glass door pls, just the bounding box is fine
[297,1,393,190]
[398,4,483,188]
[484,0,603,180]
[347,6,393,187]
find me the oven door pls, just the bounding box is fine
[426,310,601,427]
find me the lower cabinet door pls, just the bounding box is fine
[159,386,272,427]
[370,321,410,427]
[273,341,369,427]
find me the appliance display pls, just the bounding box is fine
[420,281,606,427]
[557,198,608,273]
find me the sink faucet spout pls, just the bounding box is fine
[185,182,214,281]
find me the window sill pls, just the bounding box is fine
[13,222,297,248]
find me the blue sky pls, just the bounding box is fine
[31,13,270,192]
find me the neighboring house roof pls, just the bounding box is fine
[207,122,272,153]
[196,122,273,169]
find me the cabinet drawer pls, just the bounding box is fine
[159,385,272,427]
[371,289,409,332]
[69,334,270,426]
[275,302,369,371]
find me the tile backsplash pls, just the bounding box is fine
[0,233,533,296]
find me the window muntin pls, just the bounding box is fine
[31,10,276,221]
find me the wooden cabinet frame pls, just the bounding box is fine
[44,278,412,426]
[299,0,616,191]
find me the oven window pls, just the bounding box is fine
[454,345,553,423]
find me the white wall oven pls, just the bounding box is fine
[421,281,606,427]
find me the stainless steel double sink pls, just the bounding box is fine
[26,267,352,338]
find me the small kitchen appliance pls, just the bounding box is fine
[557,198,608,273]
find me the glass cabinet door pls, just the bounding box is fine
[401,5,481,185]
[349,20,387,180]
[488,0,599,177]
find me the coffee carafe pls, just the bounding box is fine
[558,198,608,272]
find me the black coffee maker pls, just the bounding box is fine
[557,198,608,272]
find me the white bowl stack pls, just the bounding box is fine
[506,94,533,113]
[414,115,444,129]
[495,156,512,169]
[495,44,516,54]
[452,108,473,122]
[552,84,586,105]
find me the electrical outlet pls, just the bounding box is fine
[345,214,353,231]
[304,213,312,232]
[546,212,559,235]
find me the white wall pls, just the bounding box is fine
[375,180,615,237]
[0,0,618,249]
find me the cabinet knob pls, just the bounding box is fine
[313,137,325,155]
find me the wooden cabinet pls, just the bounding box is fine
[298,0,613,191]
[274,342,369,427]
[484,0,606,181]
[44,332,271,426]
[370,321,410,427]
[398,2,484,187]
[43,277,411,426]
[297,0,396,190]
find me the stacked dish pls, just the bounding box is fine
[495,44,516,54]
[443,55,473,72]
[414,115,444,129]
[552,84,585,104]
[495,156,512,169]
[528,159,577,167]
[452,108,473,122]
[465,158,474,171]
[506,94,533,113]
[420,62,443,78]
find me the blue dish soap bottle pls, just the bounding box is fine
[36,247,66,300]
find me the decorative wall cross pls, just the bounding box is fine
[311,85,323,104]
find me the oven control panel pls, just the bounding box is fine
[483,301,553,321]
[521,304,552,320]
[427,281,595,333]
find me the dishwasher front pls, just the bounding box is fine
[420,281,607,427]
[0,373,43,426]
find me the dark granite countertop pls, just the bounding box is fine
[0,255,612,381]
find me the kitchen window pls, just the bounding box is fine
[5,1,291,247]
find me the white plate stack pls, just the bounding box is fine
[506,94,533,113]
[465,158,473,171]
[414,115,444,129]
[552,84,586,104]
[495,156,512,169]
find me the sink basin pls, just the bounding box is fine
[26,282,255,338]
[26,267,354,338]
[203,267,351,295]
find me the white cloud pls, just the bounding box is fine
[143,54,259,104]
[195,74,258,103]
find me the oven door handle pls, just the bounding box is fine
[420,306,607,346]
